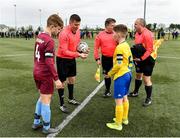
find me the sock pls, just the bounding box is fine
[58,88,64,106]
[115,105,123,124]
[41,103,51,130]
[134,79,142,93]
[123,100,129,120]
[33,99,42,125]
[105,78,111,92]
[145,85,152,99]
[68,84,74,100]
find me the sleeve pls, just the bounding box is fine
[45,40,59,81]
[59,33,80,58]
[108,47,123,77]
[141,32,153,60]
[94,35,101,60]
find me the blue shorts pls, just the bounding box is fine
[114,72,132,99]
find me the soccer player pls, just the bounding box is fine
[94,18,117,97]
[56,14,88,113]
[32,14,63,134]
[128,18,155,106]
[106,24,133,131]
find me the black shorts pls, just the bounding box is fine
[135,56,155,76]
[56,57,76,82]
[101,55,113,75]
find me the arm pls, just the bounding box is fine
[45,57,62,89]
[141,33,153,60]
[45,40,59,81]
[94,35,101,61]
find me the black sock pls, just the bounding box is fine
[134,79,142,93]
[145,85,152,99]
[105,78,111,92]
[68,84,74,100]
[58,88,64,106]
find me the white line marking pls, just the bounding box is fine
[0,54,30,57]
[158,55,180,59]
[47,81,105,138]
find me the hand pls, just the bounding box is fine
[96,59,101,65]
[55,79,62,89]
[79,53,88,59]
[133,58,141,62]
[104,74,110,78]
[86,48,90,54]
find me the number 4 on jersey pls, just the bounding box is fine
[35,44,40,62]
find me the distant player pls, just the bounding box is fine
[32,14,63,134]
[94,18,117,97]
[56,14,88,113]
[106,24,133,131]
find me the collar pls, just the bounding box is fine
[105,29,113,34]
[42,31,51,36]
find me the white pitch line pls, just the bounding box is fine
[158,55,180,59]
[0,53,30,57]
[47,80,105,138]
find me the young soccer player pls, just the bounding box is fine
[106,24,133,131]
[32,14,63,134]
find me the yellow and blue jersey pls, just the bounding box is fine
[108,41,133,80]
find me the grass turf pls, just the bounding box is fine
[0,38,179,136]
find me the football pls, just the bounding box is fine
[77,41,89,53]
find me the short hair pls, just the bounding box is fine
[137,18,146,27]
[47,14,64,28]
[113,24,128,38]
[105,18,116,27]
[70,14,81,22]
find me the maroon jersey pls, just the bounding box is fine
[33,32,58,81]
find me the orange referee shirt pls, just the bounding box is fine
[135,28,153,60]
[94,30,117,60]
[57,25,80,59]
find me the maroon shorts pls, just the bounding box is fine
[34,76,54,94]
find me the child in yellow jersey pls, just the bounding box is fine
[106,24,133,131]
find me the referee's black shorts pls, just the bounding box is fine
[56,57,76,82]
[135,56,155,76]
[101,55,113,75]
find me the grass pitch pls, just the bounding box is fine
[0,38,180,137]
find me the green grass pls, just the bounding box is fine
[0,38,180,137]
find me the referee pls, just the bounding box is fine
[129,18,156,106]
[94,18,117,97]
[56,14,88,113]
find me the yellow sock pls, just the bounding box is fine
[115,105,123,124]
[123,100,129,120]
